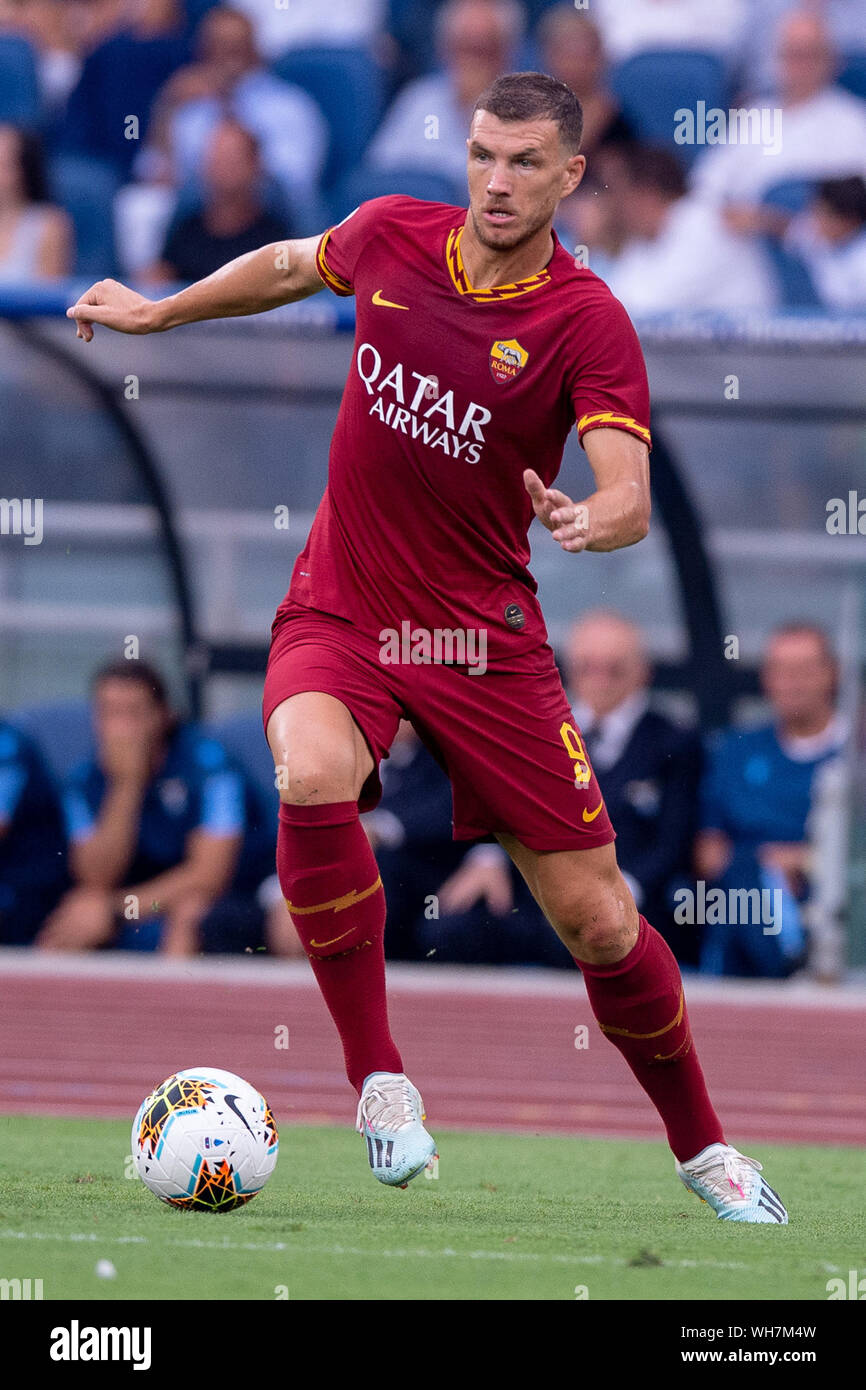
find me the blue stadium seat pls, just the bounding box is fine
[208,713,276,811]
[7,702,92,783]
[0,33,41,124]
[760,179,821,308]
[330,166,464,223]
[838,52,866,101]
[48,153,120,277]
[610,50,729,165]
[272,46,385,189]
[762,178,817,215]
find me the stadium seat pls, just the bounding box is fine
[329,166,465,223]
[0,33,41,125]
[762,178,817,216]
[48,153,121,277]
[272,47,385,191]
[838,52,866,102]
[208,713,276,811]
[760,179,821,309]
[7,701,92,783]
[610,50,729,165]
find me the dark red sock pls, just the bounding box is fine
[277,801,402,1093]
[577,915,725,1161]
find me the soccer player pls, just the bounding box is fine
[67,72,787,1223]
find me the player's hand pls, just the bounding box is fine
[99,732,152,787]
[66,279,156,341]
[35,887,117,951]
[438,858,513,917]
[524,469,590,552]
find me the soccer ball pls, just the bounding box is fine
[131,1067,278,1212]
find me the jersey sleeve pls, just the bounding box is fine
[63,785,96,843]
[0,764,26,825]
[698,731,732,834]
[569,291,652,450]
[315,197,402,298]
[198,770,245,837]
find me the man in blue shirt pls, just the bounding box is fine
[0,721,68,944]
[37,659,272,954]
[695,624,845,977]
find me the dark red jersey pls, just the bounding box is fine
[286,195,651,663]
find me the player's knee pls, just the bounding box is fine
[267,701,368,805]
[544,872,637,959]
[272,749,360,805]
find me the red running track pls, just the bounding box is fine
[0,955,864,1147]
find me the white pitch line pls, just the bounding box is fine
[0,1229,748,1270]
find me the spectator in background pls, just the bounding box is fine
[696,624,846,979]
[692,12,866,228]
[0,0,123,114]
[229,0,386,60]
[62,0,190,178]
[590,0,748,63]
[566,611,703,965]
[431,611,702,967]
[364,721,569,968]
[140,6,327,219]
[538,7,636,271]
[361,720,465,962]
[366,0,524,190]
[537,6,635,157]
[0,720,67,945]
[145,119,291,282]
[784,175,866,310]
[738,0,866,99]
[602,146,776,313]
[0,124,72,279]
[37,660,273,956]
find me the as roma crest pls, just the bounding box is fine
[489,338,529,384]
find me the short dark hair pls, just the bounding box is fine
[816,176,866,226]
[626,145,687,201]
[91,658,171,708]
[472,71,584,153]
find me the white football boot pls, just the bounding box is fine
[676,1142,788,1223]
[356,1071,437,1188]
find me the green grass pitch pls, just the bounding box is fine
[0,1115,862,1301]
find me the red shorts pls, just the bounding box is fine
[262,599,615,853]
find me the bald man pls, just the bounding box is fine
[692,10,866,221]
[564,611,703,963]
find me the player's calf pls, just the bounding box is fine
[528,842,639,964]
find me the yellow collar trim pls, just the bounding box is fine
[445,224,552,303]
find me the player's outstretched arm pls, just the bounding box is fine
[524,427,650,554]
[66,235,326,342]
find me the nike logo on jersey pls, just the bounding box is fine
[582,800,604,823]
[372,289,410,310]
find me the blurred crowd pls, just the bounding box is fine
[0,0,865,308]
[0,617,847,980]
